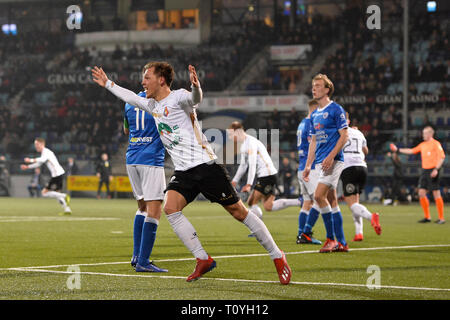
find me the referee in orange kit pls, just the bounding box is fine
[391,126,446,224]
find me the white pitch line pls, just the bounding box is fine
[2,243,449,271]
[7,267,450,292]
[0,216,120,223]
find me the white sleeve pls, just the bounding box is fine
[106,80,155,113]
[232,152,248,183]
[27,153,48,169]
[246,140,258,186]
[178,85,203,109]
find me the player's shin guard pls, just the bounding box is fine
[298,210,309,235]
[133,210,146,258]
[303,204,320,234]
[166,211,208,260]
[137,217,159,266]
[243,211,282,260]
[250,204,263,220]
[332,208,346,246]
[271,199,301,211]
[350,203,372,220]
[436,197,444,221]
[420,196,431,219]
[320,206,334,240]
[43,191,67,209]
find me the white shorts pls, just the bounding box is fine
[297,169,319,201]
[126,165,166,201]
[316,160,345,189]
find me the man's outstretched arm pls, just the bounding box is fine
[91,66,154,113]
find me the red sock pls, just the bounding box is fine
[435,197,444,221]
[420,197,430,219]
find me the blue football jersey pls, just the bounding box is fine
[124,91,165,166]
[297,117,315,171]
[310,101,348,164]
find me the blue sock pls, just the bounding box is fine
[137,218,159,266]
[332,211,346,246]
[321,212,335,240]
[303,207,320,234]
[298,211,308,235]
[133,213,145,257]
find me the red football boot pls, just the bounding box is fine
[186,256,216,282]
[352,233,364,241]
[273,251,291,285]
[332,242,349,252]
[371,212,382,235]
[319,238,337,253]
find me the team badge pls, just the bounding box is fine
[164,106,169,117]
[346,183,355,194]
[323,112,328,119]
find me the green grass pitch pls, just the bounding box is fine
[0,197,449,300]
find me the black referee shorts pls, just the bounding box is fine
[418,168,441,191]
[166,162,240,206]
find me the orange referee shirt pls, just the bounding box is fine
[411,138,446,169]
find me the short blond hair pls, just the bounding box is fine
[312,73,334,97]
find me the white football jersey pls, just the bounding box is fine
[232,134,278,186]
[28,147,65,177]
[343,127,367,169]
[107,82,216,171]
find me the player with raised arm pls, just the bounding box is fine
[390,126,446,224]
[123,89,167,273]
[228,121,301,222]
[302,74,349,253]
[341,113,381,241]
[296,99,322,245]
[91,63,291,284]
[20,138,72,215]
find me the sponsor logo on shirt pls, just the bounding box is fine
[130,137,153,143]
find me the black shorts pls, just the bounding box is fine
[340,166,367,197]
[254,174,278,196]
[45,175,64,191]
[418,169,441,191]
[166,162,240,206]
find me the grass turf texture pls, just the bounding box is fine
[0,197,449,300]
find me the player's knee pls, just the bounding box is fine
[418,189,427,198]
[263,201,273,211]
[163,203,180,215]
[313,194,324,205]
[225,202,247,221]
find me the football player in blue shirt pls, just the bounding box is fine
[302,74,349,253]
[296,99,322,245]
[124,91,168,272]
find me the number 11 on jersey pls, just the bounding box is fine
[135,108,145,131]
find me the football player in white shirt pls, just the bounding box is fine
[228,121,301,221]
[341,114,381,241]
[20,138,72,215]
[91,63,291,285]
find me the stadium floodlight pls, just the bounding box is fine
[1,24,17,35]
[1,24,8,35]
[9,24,17,35]
[427,1,437,12]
